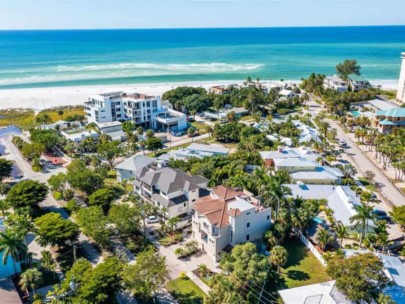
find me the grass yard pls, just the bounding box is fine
[190,121,208,132]
[358,177,377,191]
[38,106,85,121]
[166,276,205,304]
[239,115,254,122]
[265,238,330,298]
[0,109,35,128]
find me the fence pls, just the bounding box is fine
[299,233,327,267]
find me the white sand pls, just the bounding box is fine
[0,79,399,110]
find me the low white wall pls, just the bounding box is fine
[299,233,327,267]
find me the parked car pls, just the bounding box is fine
[371,193,377,200]
[377,215,392,224]
[146,215,159,224]
[372,209,387,217]
[339,139,347,147]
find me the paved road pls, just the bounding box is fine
[307,100,405,207]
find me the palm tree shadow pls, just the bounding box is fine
[286,270,310,281]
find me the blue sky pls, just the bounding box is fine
[0,0,404,30]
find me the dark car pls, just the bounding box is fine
[372,209,387,217]
[376,215,392,224]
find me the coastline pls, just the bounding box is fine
[0,79,399,111]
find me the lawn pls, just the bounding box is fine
[38,106,85,121]
[265,238,330,297]
[190,121,207,132]
[358,177,377,191]
[0,109,35,128]
[166,276,205,304]
[239,115,254,122]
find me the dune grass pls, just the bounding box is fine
[0,109,36,128]
[38,106,85,121]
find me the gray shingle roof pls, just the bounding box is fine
[115,155,156,172]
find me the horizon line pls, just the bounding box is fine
[1,24,405,31]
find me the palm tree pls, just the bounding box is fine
[262,177,291,221]
[19,268,43,301]
[0,229,27,274]
[269,245,288,273]
[13,214,35,245]
[35,113,52,128]
[167,216,180,234]
[318,121,330,141]
[0,199,9,218]
[335,223,348,248]
[198,263,209,278]
[316,228,334,251]
[40,250,54,272]
[361,191,373,206]
[350,202,375,247]
[57,109,64,120]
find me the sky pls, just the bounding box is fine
[0,0,404,30]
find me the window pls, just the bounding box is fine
[267,215,270,220]
[183,203,186,207]
[247,222,250,228]
[246,212,251,216]
[246,234,250,241]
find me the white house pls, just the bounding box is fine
[323,75,348,93]
[347,74,370,92]
[279,280,351,304]
[290,166,344,185]
[97,121,126,142]
[42,120,81,131]
[61,129,99,144]
[192,186,271,261]
[134,167,209,226]
[158,143,230,161]
[292,120,322,144]
[115,155,156,182]
[260,146,321,168]
[285,184,374,231]
[278,89,297,99]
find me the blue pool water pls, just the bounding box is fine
[313,216,325,224]
[0,26,404,89]
[350,111,361,117]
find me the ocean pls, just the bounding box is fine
[0,26,404,89]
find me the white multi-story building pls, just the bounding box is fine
[192,186,271,261]
[397,52,405,103]
[323,75,348,93]
[84,92,187,132]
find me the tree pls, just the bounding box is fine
[206,274,246,304]
[48,173,68,193]
[35,213,79,247]
[88,188,116,213]
[220,242,269,287]
[19,268,43,301]
[76,206,111,248]
[97,140,122,168]
[0,229,27,274]
[0,182,11,196]
[269,245,288,273]
[390,205,405,227]
[145,129,155,139]
[187,126,196,141]
[336,223,348,247]
[350,202,375,247]
[57,109,64,120]
[35,113,52,126]
[66,159,104,195]
[327,253,388,302]
[377,293,396,304]
[122,121,135,133]
[40,250,55,273]
[316,228,334,251]
[108,204,141,237]
[122,248,168,301]
[0,159,13,181]
[6,180,48,211]
[63,257,123,304]
[145,137,163,156]
[336,59,361,80]
[10,213,35,245]
[0,199,9,218]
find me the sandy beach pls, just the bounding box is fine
[0,79,399,110]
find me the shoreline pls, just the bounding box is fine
[0,79,399,110]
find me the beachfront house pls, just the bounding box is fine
[209,85,230,95]
[158,143,230,161]
[374,108,405,133]
[192,186,271,261]
[347,74,370,92]
[278,89,297,99]
[134,167,209,227]
[323,75,348,93]
[61,129,99,144]
[115,155,156,182]
[285,184,375,232]
[84,91,187,133]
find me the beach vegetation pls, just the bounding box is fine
[336,59,361,79]
[0,158,13,181]
[6,179,48,211]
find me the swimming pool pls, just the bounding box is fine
[350,111,360,117]
[313,216,325,224]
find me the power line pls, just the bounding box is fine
[245,278,280,302]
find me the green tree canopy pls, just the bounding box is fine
[76,206,111,248]
[390,205,405,227]
[122,248,168,300]
[0,159,13,181]
[66,159,104,195]
[327,253,388,302]
[108,203,141,237]
[145,137,163,155]
[336,59,361,80]
[97,140,122,168]
[34,212,79,247]
[6,180,48,210]
[88,188,116,213]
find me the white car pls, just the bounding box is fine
[146,215,159,224]
[339,139,347,146]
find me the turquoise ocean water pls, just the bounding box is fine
[0,26,404,89]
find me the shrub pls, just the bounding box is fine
[63,189,74,200]
[179,272,188,280]
[66,199,80,213]
[53,191,63,200]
